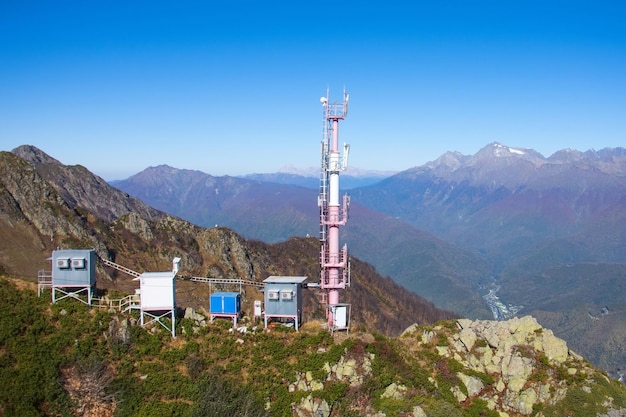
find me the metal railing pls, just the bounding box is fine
[37,270,52,297]
[91,294,140,312]
[186,276,264,288]
[99,258,140,277]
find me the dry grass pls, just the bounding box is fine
[300,319,326,333]
[0,274,37,291]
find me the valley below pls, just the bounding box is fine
[481,281,524,321]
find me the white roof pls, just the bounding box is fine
[133,271,177,281]
[263,276,308,284]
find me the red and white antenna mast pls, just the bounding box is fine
[318,88,351,331]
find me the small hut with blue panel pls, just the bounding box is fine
[263,276,307,331]
[51,249,96,305]
[210,292,241,327]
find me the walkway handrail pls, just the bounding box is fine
[91,294,140,312]
[99,257,140,278]
[186,276,264,288]
[37,269,53,297]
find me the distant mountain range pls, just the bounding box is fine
[238,165,397,189]
[111,142,626,378]
[353,143,626,267]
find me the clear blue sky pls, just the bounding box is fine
[1,1,625,180]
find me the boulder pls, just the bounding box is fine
[459,327,477,352]
[457,372,484,397]
[541,330,569,363]
[381,382,407,400]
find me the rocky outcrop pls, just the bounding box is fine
[433,316,600,416]
[292,315,626,417]
[290,352,374,417]
[289,352,374,394]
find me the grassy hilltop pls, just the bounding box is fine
[3,276,626,417]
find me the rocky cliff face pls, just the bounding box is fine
[12,145,164,223]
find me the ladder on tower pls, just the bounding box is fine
[319,117,330,242]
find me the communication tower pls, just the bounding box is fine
[318,89,351,332]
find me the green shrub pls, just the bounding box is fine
[131,326,163,355]
[321,381,348,404]
[465,398,499,417]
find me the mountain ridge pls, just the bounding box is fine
[0,146,456,338]
[112,159,493,319]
